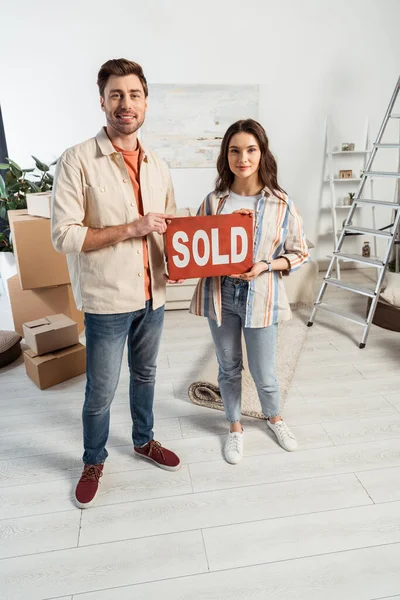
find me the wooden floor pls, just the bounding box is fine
[1,270,400,600]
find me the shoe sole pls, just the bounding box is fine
[75,493,98,509]
[225,456,242,464]
[134,451,181,471]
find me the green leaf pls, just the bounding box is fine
[5,170,16,184]
[50,158,59,166]
[31,155,49,172]
[0,174,7,199]
[6,158,23,178]
[0,163,10,170]
[24,168,35,173]
[27,181,41,193]
[0,205,7,220]
[7,181,20,192]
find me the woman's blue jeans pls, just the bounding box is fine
[208,278,280,423]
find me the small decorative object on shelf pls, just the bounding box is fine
[341,143,355,151]
[345,192,355,206]
[342,143,350,151]
[362,241,371,258]
[339,169,353,179]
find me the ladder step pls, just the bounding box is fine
[364,171,400,178]
[333,252,385,268]
[356,199,400,208]
[373,143,400,148]
[390,114,400,118]
[344,225,393,238]
[324,277,376,297]
[314,303,367,326]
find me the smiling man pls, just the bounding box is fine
[52,59,181,509]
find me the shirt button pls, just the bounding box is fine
[100,187,105,193]
[130,202,135,207]
[137,249,141,254]
[123,178,129,183]
[138,272,143,277]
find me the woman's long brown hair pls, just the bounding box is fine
[215,119,285,197]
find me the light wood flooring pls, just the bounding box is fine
[0,270,400,600]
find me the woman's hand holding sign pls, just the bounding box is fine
[230,262,268,281]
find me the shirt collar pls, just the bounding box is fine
[95,127,150,162]
[217,186,272,200]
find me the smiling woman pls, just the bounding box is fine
[190,118,310,464]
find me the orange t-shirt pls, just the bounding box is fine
[113,143,151,301]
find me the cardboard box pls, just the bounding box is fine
[24,343,86,390]
[8,209,70,290]
[7,275,84,336]
[23,313,79,356]
[27,192,52,219]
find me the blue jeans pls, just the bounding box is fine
[208,277,280,423]
[82,300,164,465]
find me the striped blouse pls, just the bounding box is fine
[189,188,309,328]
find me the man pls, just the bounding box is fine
[52,58,181,509]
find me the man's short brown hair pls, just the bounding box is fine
[97,58,148,97]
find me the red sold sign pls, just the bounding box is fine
[165,213,254,280]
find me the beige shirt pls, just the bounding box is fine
[51,128,176,314]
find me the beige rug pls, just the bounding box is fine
[188,308,309,420]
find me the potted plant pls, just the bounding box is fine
[0,156,56,293]
[344,192,355,206]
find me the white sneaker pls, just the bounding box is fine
[224,431,244,464]
[267,419,298,452]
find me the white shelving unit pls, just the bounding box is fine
[323,118,375,278]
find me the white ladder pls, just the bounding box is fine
[308,76,400,349]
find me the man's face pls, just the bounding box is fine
[100,74,148,135]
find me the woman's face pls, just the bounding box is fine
[227,132,261,181]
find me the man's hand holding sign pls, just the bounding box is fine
[165,211,254,280]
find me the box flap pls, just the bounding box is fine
[25,343,84,362]
[24,348,55,364]
[8,209,43,224]
[24,317,51,329]
[48,313,73,323]
[53,343,85,359]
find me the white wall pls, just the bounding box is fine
[1,0,399,260]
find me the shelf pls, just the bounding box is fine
[334,204,361,209]
[325,178,363,183]
[329,150,370,155]
[327,253,381,264]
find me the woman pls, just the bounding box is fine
[190,119,309,464]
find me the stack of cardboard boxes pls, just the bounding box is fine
[7,193,86,389]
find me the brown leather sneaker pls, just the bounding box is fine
[75,464,103,508]
[134,440,181,471]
